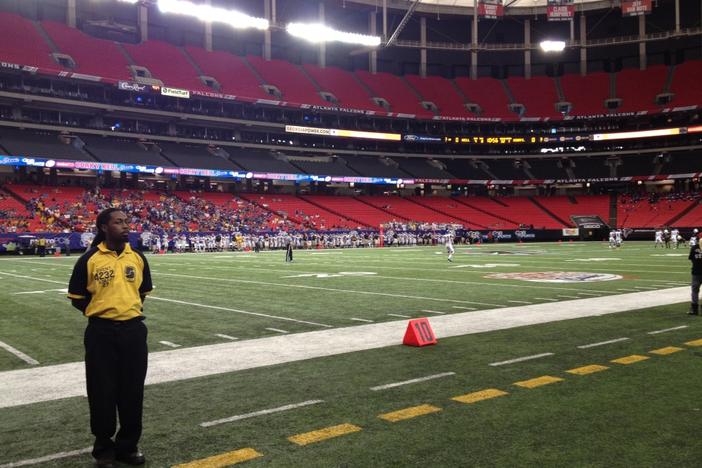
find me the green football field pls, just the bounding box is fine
[1,241,702,467]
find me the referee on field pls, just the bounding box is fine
[67,208,153,467]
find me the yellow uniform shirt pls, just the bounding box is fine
[67,242,153,321]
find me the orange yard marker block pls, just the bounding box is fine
[403,318,437,347]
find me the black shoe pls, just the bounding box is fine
[688,303,699,315]
[115,452,145,466]
[95,459,116,468]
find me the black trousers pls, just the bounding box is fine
[286,247,293,262]
[84,317,148,460]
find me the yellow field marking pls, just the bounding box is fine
[288,423,362,446]
[172,448,262,468]
[684,338,702,347]
[610,355,649,365]
[566,364,609,376]
[451,388,509,404]
[378,404,442,422]
[649,346,684,356]
[513,375,564,389]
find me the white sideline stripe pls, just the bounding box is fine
[388,313,410,318]
[0,447,92,468]
[452,306,476,310]
[534,297,558,301]
[0,340,39,366]
[577,337,630,349]
[350,318,374,323]
[422,310,446,315]
[200,399,324,427]
[370,372,456,391]
[489,352,554,367]
[577,292,601,296]
[508,300,533,304]
[557,295,580,299]
[214,334,238,341]
[0,287,690,409]
[647,325,688,335]
[159,341,181,348]
[148,296,332,328]
[266,328,289,334]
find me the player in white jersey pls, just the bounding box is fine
[614,229,623,248]
[609,230,616,249]
[691,229,699,247]
[654,230,664,248]
[671,228,680,249]
[446,234,455,262]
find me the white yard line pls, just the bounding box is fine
[577,337,630,349]
[557,295,581,299]
[508,300,533,304]
[200,399,324,427]
[266,328,289,334]
[12,288,67,295]
[387,313,410,318]
[214,334,238,341]
[159,341,181,348]
[647,325,688,335]
[421,310,446,315]
[616,288,640,292]
[156,272,513,305]
[0,340,39,366]
[489,352,554,367]
[370,372,456,391]
[451,306,476,310]
[148,296,333,329]
[350,318,374,323]
[534,297,559,301]
[576,292,601,296]
[0,285,691,409]
[0,447,92,468]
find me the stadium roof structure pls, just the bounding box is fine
[349,0,620,15]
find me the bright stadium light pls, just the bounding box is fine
[158,0,269,31]
[286,22,381,47]
[540,40,566,52]
[117,0,139,3]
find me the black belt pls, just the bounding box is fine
[88,316,145,326]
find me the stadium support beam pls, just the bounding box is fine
[138,2,148,43]
[318,2,326,68]
[639,14,646,70]
[386,0,420,46]
[67,0,76,28]
[420,16,427,78]
[675,0,680,34]
[579,13,587,76]
[204,0,213,51]
[471,0,478,80]
[264,0,275,60]
[383,0,388,41]
[524,19,531,79]
[369,11,378,73]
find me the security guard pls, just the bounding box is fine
[689,233,702,315]
[67,208,153,467]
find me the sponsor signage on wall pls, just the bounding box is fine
[478,0,504,19]
[621,0,653,16]
[547,0,574,21]
[160,87,191,99]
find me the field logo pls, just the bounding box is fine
[485,271,622,283]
